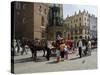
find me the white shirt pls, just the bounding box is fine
[64,45,68,51]
[78,40,83,47]
[57,35,62,40]
[88,41,91,48]
[47,42,54,49]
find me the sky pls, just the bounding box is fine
[63,4,97,19]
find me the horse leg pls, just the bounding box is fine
[25,48,27,55]
[17,46,20,53]
[31,50,34,58]
[31,52,34,61]
[34,50,37,62]
[21,46,25,55]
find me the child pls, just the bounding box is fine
[60,39,65,61]
[56,47,60,63]
[64,45,68,60]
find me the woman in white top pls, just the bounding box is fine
[88,40,92,55]
[78,36,83,58]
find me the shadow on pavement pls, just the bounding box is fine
[35,56,47,62]
[14,57,33,64]
[46,61,57,64]
[14,56,47,64]
[69,57,80,61]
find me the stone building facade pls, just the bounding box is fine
[12,2,34,39]
[12,2,49,40]
[89,15,97,39]
[64,10,90,40]
[12,2,97,41]
[33,3,49,40]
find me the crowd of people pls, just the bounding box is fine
[11,38,29,56]
[11,35,92,63]
[45,35,92,63]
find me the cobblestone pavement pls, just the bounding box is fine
[14,48,97,74]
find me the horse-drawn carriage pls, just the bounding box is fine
[12,38,58,61]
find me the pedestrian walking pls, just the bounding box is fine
[21,38,27,55]
[13,39,17,55]
[46,46,51,61]
[16,39,21,54]
[78,36,83,58]
[82,38,88,56]
[88,39,92,56]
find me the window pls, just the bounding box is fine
[87,18,89,22]
[41,16,44,26]
[71,25,73,28]
[85,36,87,39]
[76,19,78,22]
[80,23,81,27]
[23,4,25,9]
[74,19,75,22]
[64,32,66,38]
[75,30,77,34]
[85,23,86,26]
[67,23,69,27]
[39,5,42,12]
[75,24,77,28]
[79,17,81,21]
[42,30,45,38]
[71,21,72,23]
[85,30,87,34]
[84,17,86,21]
[22,18,25,24]
[16,2,21,9]
[71,30,73,34]
[67,24,69,29]
[79,29,82,34]
[44,9,47,15]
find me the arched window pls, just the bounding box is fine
[41,16,44,26]
[79,17,81,21]
[39,5,42,12]
[41,30,45,38]
[44,8,47,15]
